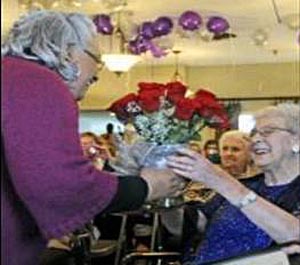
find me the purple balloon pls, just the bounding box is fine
[179,10,202,31]
[152,16,173,37]
[129,36,151,54]
[139,21,155,40]
[148,42,168,58]
[206,16,229,35]
[93,14,114,35]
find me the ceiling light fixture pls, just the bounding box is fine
[101,9,141,75]
[102,53,141,74]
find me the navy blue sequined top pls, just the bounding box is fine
[183,174,300,265]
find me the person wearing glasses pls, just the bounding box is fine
[1,11,185,265]
[167,103,300,264]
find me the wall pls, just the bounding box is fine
[187,62,299,98]
[79,65,188,110]
[80,61,299,110]
[79,111,123,135]
[1,0,19,37]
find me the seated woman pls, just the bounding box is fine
[167,103,300,264]
[182,130,260,251]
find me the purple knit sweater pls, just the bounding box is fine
[1,57,119,265]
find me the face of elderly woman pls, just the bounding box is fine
[69,42,102,101]
[250,114,295,170]
[220,136,250,175]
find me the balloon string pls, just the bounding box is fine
[271,0,282,24]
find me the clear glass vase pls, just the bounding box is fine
[139,143,186,209]
[141,143,184,169]
[110,141,186,208]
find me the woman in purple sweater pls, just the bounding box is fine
[1,11,185,265]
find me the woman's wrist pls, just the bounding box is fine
[213,175,251,206]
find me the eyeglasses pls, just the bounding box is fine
[84,49,101,64]
[83,49,104,71]
[250,127,294,138]
[83,49,103,86]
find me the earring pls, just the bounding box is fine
[292,144,300,154]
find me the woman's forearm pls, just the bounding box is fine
[240,197,300,243]
[216,177,300,243]
[167,148,300,243]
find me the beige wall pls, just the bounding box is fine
[80,61,299,110]
[187,62,299,98]
[1,0,19,37]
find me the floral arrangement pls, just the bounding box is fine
[108,81,230,145]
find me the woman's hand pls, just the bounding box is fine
[140,168,187,201]
[281,244,300,255]
[167,147,232,190]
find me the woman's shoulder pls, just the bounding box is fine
[277,175,300,215]
[2,56,61,84]
[3,56,71,100]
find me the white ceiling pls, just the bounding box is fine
[5,0,300,66]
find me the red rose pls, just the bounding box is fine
[137,82,165,112]
[209,110,230,130]
[138,90,162,112]
[138,82,166,95]
[194,89,216,101]
[166,81,187,103]
[197,100,223,117]
[193,89,230,129]
[108,93,138,120]
[193,89,222,118]
[174,98,195,120]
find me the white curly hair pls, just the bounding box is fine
[1,10,97,82]
[254,103,300,135]
[219,130,251,150]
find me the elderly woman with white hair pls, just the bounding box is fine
[1,10,184,265]
[219,130,259,179]
[168,103,300,264]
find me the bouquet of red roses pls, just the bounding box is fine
[109,81,229,145]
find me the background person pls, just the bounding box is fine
[1,10,184,265]
[99,122,118,158]
[168,103,300,264]
[80,131,110,170]
[219,130,259,179]
[182,130,260,251]
[202,139,221,164]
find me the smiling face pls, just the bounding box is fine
[250,113,295,171]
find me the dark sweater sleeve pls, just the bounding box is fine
[103,176,148,213]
